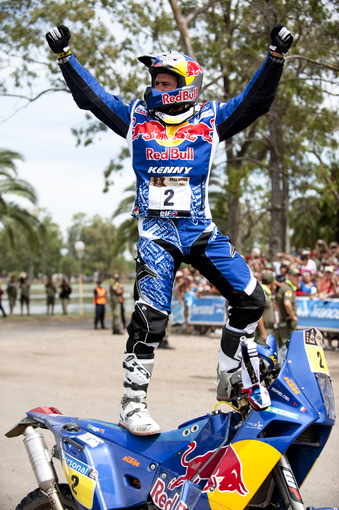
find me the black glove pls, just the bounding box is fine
[269,24,293,54]
[46,25,71,54]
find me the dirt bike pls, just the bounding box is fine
[6,327,337,510]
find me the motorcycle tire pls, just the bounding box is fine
[15,484,77,510]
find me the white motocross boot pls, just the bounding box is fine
[118,353,161,436]
[216,341,242,401]
[240,337,271,411]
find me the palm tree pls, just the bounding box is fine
[0,149,41,249]
[112,183,138,257]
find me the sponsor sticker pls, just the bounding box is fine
[245,421,264,430]
[77,432,104,448]
[283,377,300,395]
[87,424,105,434]
[265,406,299,420]
[271,386,290,402]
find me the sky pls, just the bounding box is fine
[1,86,133,241]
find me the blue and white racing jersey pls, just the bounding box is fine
[60,53,284,220]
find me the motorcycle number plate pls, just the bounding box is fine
[62,451,97,508]
[305,344,329,375]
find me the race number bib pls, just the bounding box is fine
[148,176,191,217]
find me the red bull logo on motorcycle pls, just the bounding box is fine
[206,440,282,510]
[167,441,231,490]
[203,445,248,496]
[151,478,180,510]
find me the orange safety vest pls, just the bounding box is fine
[94,287,107,305]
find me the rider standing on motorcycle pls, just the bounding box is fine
[46,23,293,435]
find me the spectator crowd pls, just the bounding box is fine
[1,240,338,349]
[171,240,339,346]
[247,240,339,300]
[173,240,339,302]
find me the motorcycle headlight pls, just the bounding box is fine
[316,373,335,421]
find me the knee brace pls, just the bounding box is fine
[219,327,243,372]
[227,280,266,333]
[126,302,169,356]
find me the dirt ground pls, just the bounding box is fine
[0,316,338,509]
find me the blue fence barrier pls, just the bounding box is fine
[189,296,226,325]
[296,297,339,333]
[172,296,226,325]
[172,296,339,333]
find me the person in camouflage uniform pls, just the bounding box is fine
[7,275,17,316]
[19,276,31,315]
[110,274,123,335]
[275,267,300,347]
[255,271,275,345]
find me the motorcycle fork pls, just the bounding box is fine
[272,454,305,510]
[23,426,65,510]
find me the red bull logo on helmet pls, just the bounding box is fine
[186,60,203,76]
[162,88,198,105]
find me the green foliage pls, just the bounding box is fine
[0,208,135,278]
[65,213,120,278]
[0,0,338,256]
[38,212,64,275]
[290,154,339,250]
[58,254,78,279]
[0,209,63,276]
[0,149,41,250]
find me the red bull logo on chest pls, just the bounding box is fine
[132,120,168,141]
[132,118,214,149]
[146,147,194,161]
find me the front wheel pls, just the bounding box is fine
[15,484,77,510]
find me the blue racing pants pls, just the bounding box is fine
[126,217,265,358]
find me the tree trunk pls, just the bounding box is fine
[228,193,241,249]
[225,143,242,250]
[282,168,290,253]
[268,101,285,257]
